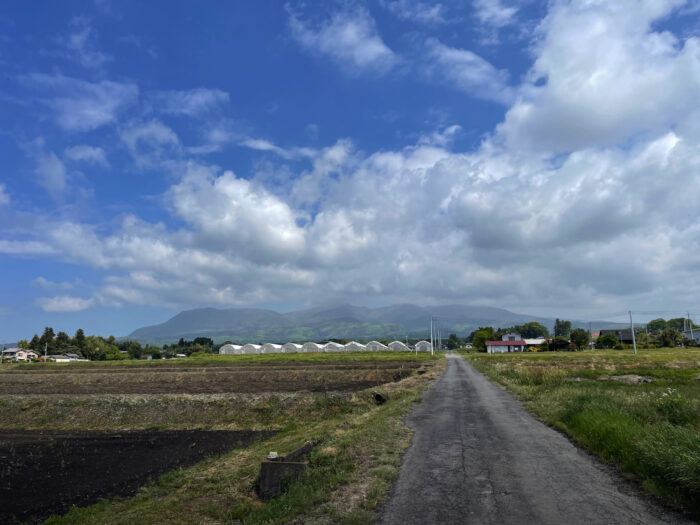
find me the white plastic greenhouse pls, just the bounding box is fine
[218,344,242,354]
[414,340,433,352]
[281,343,302,353]
[388,341,409,351]
[344,341,366,352]
[302,342,323,353]
[324,342,344,352]
[261,343,282,354]
[241,343,261,354]
[366,341,388,351]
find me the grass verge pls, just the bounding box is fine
[462,348,700,517]
[41,358,445,524]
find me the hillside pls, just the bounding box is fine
[126,303,626,345]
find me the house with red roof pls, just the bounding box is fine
[485,333,526,354]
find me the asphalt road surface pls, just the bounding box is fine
[380,352,691,525]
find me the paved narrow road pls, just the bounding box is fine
[380,353,691,525]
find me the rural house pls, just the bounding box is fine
[485,333,527,353]
[599,329,634,344]
[1,348,38,362]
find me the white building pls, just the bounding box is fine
[219,344,243,355]
[414,340,433,352]
[282,343,302,353]
[682,330,700,344]
[241,344,261,354]
[523,338,546,349]
[302,342,323,353]
[48,355,71,362]
[261,343,282,354]
[324,342,344,353]
[366,341,388,351]
[388,341,409,351]
[344,341,366,352]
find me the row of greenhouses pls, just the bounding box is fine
[218,340,434,355]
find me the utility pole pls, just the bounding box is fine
[44,343,48,362]
[689,312,695,342]
[629,311,637,355]
[429,316,434,357]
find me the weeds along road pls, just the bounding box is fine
[379,352,691,525]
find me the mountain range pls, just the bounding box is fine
[126,303,625,345]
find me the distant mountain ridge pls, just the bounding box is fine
[127,303,627,345]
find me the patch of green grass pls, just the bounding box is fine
[464,348,700,517]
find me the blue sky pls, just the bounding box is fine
[1,0,700,341]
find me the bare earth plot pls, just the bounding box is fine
[380,353,691,525]
[0,360,421,394]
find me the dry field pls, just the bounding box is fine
[0,352,442,524]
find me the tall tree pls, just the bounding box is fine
[29,335,41,351]
[447,333,461,350]
[554,319,572,338]
[55,331,71,350]
[73,328,86,352]
[39,327,56,352]
[472,327,495,352]
[646,318,667,333]
[596,333,618,349]
[570,329,590,351]
[657,329,680,348]
[518,322,550,338]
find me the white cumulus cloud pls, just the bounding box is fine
[35,152,68,198]
[151,88,230,117]
[289,7,400,75]
[425,39,514,104]
[23,74,138,131]
[64,145,109,166]
[37,296,95,312]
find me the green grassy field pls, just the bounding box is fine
[463,348,700,516]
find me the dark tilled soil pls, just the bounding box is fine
[0,429,277,524]
[1,361,422,374]
[0,362,422,395]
